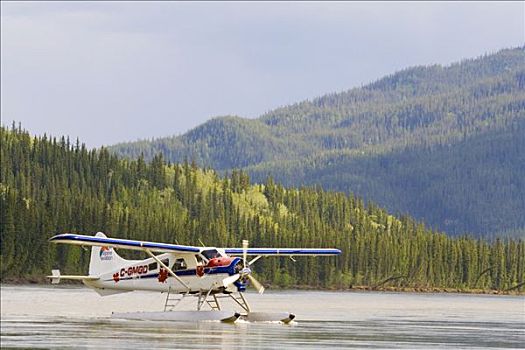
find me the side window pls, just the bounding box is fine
[173,258,187,271]
[152,258,177,270]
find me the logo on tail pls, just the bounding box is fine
[99,246,113,261]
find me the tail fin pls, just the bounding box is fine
[50,269,61,284]
[89,232,129,275]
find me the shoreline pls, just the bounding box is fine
[286,284,524,296]
[2,277,523,296]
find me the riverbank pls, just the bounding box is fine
[286,284,524,296]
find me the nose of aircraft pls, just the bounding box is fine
[224,257,265,294]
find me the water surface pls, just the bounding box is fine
[1,285,523,349]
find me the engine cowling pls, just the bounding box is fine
[206,257,234,267]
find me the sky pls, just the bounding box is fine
[1,2,524,147]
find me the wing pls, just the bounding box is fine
[223,247,341,256]
[49,233,201,253]
[50,233,341,256]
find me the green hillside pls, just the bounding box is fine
[248,120,525,236]
[1,126,524,292]
[110,47,525,237]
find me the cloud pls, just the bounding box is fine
[1,2,523,147]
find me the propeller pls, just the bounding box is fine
[222,239,265,294]
[246,273,265,294]
[242,239,265,294]
[222,273,240,288]
[242,240,248,269]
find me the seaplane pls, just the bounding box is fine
[47,232,341,323]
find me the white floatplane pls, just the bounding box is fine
[48,232,341,323]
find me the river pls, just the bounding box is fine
[1,285,523,349]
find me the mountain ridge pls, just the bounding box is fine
[110,47,525,237]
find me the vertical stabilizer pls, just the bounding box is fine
[89,232,129,275]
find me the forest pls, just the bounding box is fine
[110,47,525,237]
[1,125,523,292]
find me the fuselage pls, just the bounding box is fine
[85,249,244,295]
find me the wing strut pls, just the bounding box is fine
[145,249,190,292]
[248,255,262,265]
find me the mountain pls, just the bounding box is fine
[2,126,523,292]
[109,47,525,237]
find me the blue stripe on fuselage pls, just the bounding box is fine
[103,257,240,282]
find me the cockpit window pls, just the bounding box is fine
[195,254,204,265]
[201,249,221,260]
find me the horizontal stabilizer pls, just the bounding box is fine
[47,269,99,284]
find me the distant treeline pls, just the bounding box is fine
[1,126,523,292]
[110,47,525,237]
